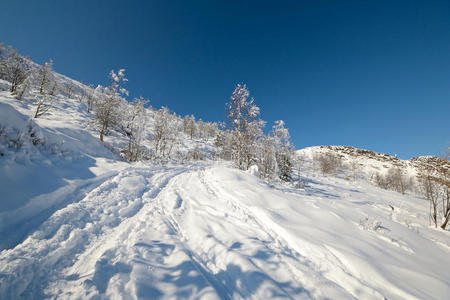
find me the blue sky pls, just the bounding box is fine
[1,0,449,158]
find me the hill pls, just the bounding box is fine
[0,51,449,299]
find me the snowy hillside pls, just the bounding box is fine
[297,145,449,190]
[1,157,450,299]
[0,56,449,299]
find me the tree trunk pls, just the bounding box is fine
[441,215,449,230]
[128,135,133,161]
[100,123,106,142]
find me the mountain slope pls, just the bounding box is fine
[297,145,449,181]
[0,65,449,299]
[1,162,449,299]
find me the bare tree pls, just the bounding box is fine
[419,172,440,228]
[36,59,55,95]
[63,83,76,99]
[387,167,405,194]
[294,155,307,188]
[95,69,128,142]
[14,74,33,100]
[153,107,179,158]
[374,167,405,194]
[82,84,96,112]
[349,160,360,181]
[440,176,449,230]
[214,129,233,161]
[124,97,149,161]
[34,95,53,118]
[257,136,277,179]
[418,165,450,229]
[314,152,343,175]
[186,145,203,161]
[375,172,388,190]
[13,58,56,100]
[183,115,196,139]
[0,48,32,94]
[197,119,208,141]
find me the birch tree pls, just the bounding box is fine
[183,115,196,139]
[124,97,149,161]
[226,84,263,170]
[36,59,55,95]
[0,48,32,94]
[95,69,128,141]
[153,107,179,158]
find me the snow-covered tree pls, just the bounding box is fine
[206,122,219,138]
[35,59,55,95]
[0,48,32,94]
[418,165,450,229]
[62,83,77,99]
[225,84,264,170]
[242,118,265,169]
[257,136,277,179]
[153,107,180,158]
[14,73,34,100]
[95,69,128,141]
[33,94,53,118]
[123,97,149,161]
[183,115,196,139]
[82,84,96,112]
[197,119,208,141]
[271,120,294,181]
[214,129,232,160]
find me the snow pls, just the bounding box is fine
[0,78,449,299]
[1,161,449,299]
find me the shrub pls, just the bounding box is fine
[314,152,343,175]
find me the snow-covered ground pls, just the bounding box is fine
[1,80,449,299]
[1,161,449,299]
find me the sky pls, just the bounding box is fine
[0,0,449,159]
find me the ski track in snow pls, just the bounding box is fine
[1,163,449,299]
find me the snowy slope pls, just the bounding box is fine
[297,145,449,182]
[0,75,215,250]
[0,86,130,249]
[1,162,449,299]
[1,72,449,299]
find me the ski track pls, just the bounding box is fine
[1,164,449,299]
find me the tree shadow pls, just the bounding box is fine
[0,156,105,250]
[131,239,312,299]
[90,258,132,294]
[0,105,121,250]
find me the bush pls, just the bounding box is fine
[359,216,383,231]
[375,167,405,194]
[314,152,343,175]
[0,121,67,161]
